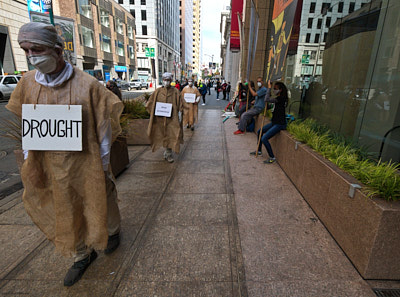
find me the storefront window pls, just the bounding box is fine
[117,41,124,56]
[78,0,92,19]
[100,8,110,27]
[102,35,111,52]
[116,18,124,35]
[81,26,94,48]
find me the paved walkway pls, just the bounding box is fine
[0,99,378,296]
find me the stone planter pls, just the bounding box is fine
[125,119,151,145]
[269,131,400,280]
[110,136,129,177]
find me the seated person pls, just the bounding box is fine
[234,77,268,135]
[250,81,288,163]
[238,81,256,119]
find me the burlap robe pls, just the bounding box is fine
[180,85,201,127]
[6,68,123,257]
[146,86,183,153]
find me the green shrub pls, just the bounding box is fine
[122,99,150,119]
[287,118,400,201]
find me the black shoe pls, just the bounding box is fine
[104,233,120,255]
[64,250,97,287]
[191,126,194,131]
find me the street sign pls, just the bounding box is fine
[301,54,310,64]
[145,47,155,57]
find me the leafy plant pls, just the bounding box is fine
[288,118,400,201]
[122,98,150,120]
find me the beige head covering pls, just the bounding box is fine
[18,22,63,48]
[162,72,173,80]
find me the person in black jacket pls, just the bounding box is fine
[250,81,288,164]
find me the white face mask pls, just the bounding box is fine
[257,82,262,87]
[188,82,193,87]
[273,89,281,95]
[163,80,171,88]
[28,54,57,74]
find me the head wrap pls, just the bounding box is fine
[162,72,173,80]
[188,78,193,83]
[18,22,63,48]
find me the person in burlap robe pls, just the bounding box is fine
[6,22,124,286]
[181,78,201,131]
[146,72,183,163]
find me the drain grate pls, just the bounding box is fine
[373,289,400,297]
[0,151,7,160]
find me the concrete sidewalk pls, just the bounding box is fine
[0,108,377,296]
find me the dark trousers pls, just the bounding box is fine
[202,93,206,103]
[256,122,287,158]
[223,91,227,100]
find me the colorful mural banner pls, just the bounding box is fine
[230,0,244,51]
[266,0,299,81]
[30,11,76,65]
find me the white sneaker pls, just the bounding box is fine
[201,103,206,106]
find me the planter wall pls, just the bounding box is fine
[125,119,151,145]
[269,130,400,280]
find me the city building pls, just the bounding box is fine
[0,0,31,74]
[284,0,371,86]
[192,0,201,76]
[118,0,180,84]
[0,0,137,82]
[179,0,193,80]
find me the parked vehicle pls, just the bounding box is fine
[0,75,21,101]
[115,79,131,91]
[130,79,142,90]
[141,80,149,89]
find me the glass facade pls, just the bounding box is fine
[100,8,110,27]
[102,34,111,52]
[287,0,400,162]
[81,26,94,48]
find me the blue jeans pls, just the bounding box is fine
[257,122,286,158]
[216,91,220,99]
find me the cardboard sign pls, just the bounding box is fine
[184,93,196,103]
[155,102,172,117]
[22,104,82,151]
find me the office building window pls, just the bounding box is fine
[129,0,134,4]
[310,2,316,13]
[81,26,94,48]
[78,0,92,19]
[349,2,355,13]
[306,33,311,43]
[127,25,134,39]
[118,0,123,4]
[324,32,327,42]
[321,3,330,14]
[308,18,313,29]
[141,10,146,20]
[142,25,147,35]
[128,45,134,59]
[101,34,111,52]
[117,41,124,56]
[100,8,109,27]
[130,9,135,18]
[326,17,331,28]
[116,17,124,34]
[317,18,322,29]
[338,2,344,13]
[314,33,320,43]
[141,0,145,4]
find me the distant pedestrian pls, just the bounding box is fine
[198,80,208,105]
[175,80,181,91]
[226,82,231,100]
[207,80,212,95]
[216,80,221,100]
[181,78,201,130]
[106,80,122,100]
[146,72,184,163]
[222,80,228,100]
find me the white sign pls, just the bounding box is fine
[155,102,172,117]
[22,104,82,151]
[184,93,196,103]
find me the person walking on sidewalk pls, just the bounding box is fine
[226,82,231,101]
[234,77,268,135]
[250,81,288,163]
[146,72,184,163]
[222,80,228,100]
[181,78,201,130]
[216,80,221,100]
[198,80,208,105]
[6,22,124,287]
[207,80,212,95]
